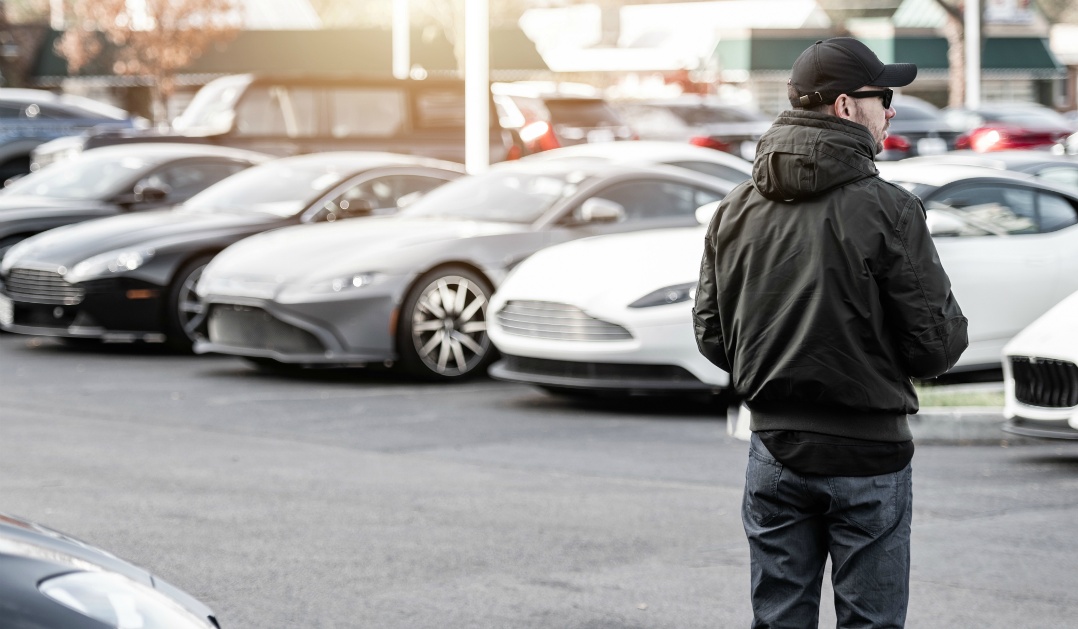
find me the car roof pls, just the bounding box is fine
[493,155,737,191]
[898,150,1078,170]
[520,140,753,173]
[876,162,1045,187]
[262,151,467,173]
[82,142,273,163]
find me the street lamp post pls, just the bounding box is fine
[464,0,490,174]
[965,0,981,109]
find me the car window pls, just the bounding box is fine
[0,103,20,118]
[3,154,148,199]
[401,170,579,224]
[592,180,723,222]
[137,160,250,201]
[1035,166,1078,191]
[335,174,451,211]
[1037,192,1078,233]
[331,88,406,138]
[927,184,1038,236]
[668,160,750,184]
[235,85,318,137]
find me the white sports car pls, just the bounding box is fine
[489,163,1078,396]
[1002,289,1078,440]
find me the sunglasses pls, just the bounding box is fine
[847,88,893,109]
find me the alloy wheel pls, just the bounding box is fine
[408,274,490,377]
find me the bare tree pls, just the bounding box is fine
[54,0,240,122]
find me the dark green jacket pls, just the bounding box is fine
[693,110,967,441]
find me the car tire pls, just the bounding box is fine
[397,266,496,381]
[164,255,212,352]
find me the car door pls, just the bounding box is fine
[925,182,1075,366]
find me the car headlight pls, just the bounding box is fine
[40,572,211,629]
[65,248,155,283]
[307,272,384,294]
[628,282,697,308]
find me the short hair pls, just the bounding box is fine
[787,82,831,114]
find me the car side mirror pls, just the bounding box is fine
[695,200,721,225]
[576,198,625,224]
[133,184,169,203]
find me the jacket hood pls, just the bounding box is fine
[751,110,879,202]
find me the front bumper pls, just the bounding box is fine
[195,291,399,366]
[0,278,167,342]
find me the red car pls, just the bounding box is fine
[947,103,1074,152]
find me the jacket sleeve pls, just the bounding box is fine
[693,229,731,372]
[878,196,968,379]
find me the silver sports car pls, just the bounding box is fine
[194,158,735,380]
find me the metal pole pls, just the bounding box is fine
[464,0,490,174]
[964,0,981,109]
[50,0,65,31]
[392,0,410,80]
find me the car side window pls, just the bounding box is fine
[1036,166,1078,191]
[668,160,750,184]
[333,174,452,213]
[1037,192,1078,233]
[331,88,406,138]
[927,184,1038,236]
[137,160,249,201]
[0,103,20,118]
[592,180,722,223]
[235,85,319,137]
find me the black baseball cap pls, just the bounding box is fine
[789,37,917,108]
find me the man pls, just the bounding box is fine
[693,38,967,628]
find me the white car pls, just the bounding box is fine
[1002,289,1078,440]
[488,218,727,396]
[488,163,1078,396]
[522,140,753,186]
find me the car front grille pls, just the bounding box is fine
[3,268,84,305]
[496,300,632,341]
[208,304,325,355]
[1011,356,1078,409]
[501,354,700,384]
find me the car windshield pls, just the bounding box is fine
[180,160,347,217]
[399,170,583,224]
[2,154,149,199]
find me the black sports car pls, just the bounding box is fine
[0,512,219,628]
[0,152,465,350]
[0,143,268,261]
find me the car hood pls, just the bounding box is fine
[0,195,113,221]
[494,225,705,309]
[1004,289,1078,361]
[7,208,282,268]
[206,216,528,283]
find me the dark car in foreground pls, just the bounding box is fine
[0,143,268,261]
[0,512,219,628]
[0,152,464,350]
[0,88,146,182]
[193,159,734,380]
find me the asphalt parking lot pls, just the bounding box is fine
[2,333,1077,628]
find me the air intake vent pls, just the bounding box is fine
[496,300,632,341]
[1011,356,1078,409]
[4,268,83,305]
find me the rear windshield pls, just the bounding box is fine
[544,100,625,127]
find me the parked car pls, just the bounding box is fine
[896,150,1078,192]
[877,95,962,161]
[946,102,1073,152]
[0,512,219,628]
[485,163,1078,398]
[32,74,520,169]
[192,160,735,380]
[0,88,145,182]
[614,96,771,161]
[1002,289,1078,440]
[1053,130,1078,157]
[0,143,268,261]
[0,152,465,350]
[521,140,752,184]
[488,219,726,397]
[493,81,636,155]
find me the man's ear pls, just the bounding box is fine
[832,94,853,120]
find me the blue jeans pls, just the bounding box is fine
[742,433,913,629]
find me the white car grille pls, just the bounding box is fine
[496,300,632,341]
